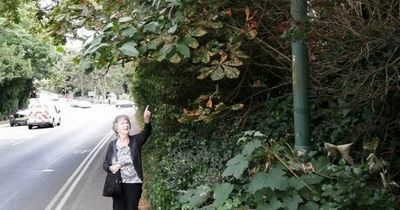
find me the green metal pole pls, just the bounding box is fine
[291,0,310,153]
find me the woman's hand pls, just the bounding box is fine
[109,164,121,174]
[144,105,152,123]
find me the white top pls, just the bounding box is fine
[113,144,142,183]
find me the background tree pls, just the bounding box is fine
[0,3,56,119]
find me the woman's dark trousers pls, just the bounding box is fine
[112,183,142,210]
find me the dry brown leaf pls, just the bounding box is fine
[219,51,228,64]
[324,142,338,157]
[245,7,251,21]
[336,143,354,165]
[302,162,316,174]
[253,79,261,87]
[226,8,232,17]
[206,98,213,108]
[324,142,354,165]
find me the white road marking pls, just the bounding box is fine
[0,191,20,209]
[45,131,113,210]
[72,149,91,154]
[11,138,30,146]
[43,153,66,171]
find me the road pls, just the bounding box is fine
[0,99,139,210]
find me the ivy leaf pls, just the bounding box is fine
[84,43,109,55]
[176,43,190,58]
[242,140,262,157]
[118,16,133,23]
[301,174,324,185]
[299,201,319,210]
[56,46,65,53]
[248,172,268,194]
[222,64,240,79]
[312,156,330,172]
[194,51,210,63]
[222,154,249,178]
[282,191,303,210]
[236,50,249,59]
[80,58,92,70]
[289,177,305,190]
[258,197,284,210]
[230,103,244,111]
[189,26,207,37]
[169,53,181,63]
[147,39,162,50]
[248,168,288,193]
[223,59,243,67]
[212,183,234,206]
[138,45,148,54]
[119,42,139,57]
[88,36,102,46]
[156,44,174,61]
[182,36,199,48]
[197,67,214,80]
[121,26,137,37]
[55,14,65,22]
[168,24,178,34]
[210,65,224,81]
[72,56,80,65]
[144,21,158,32]
[166,0,182,6]
[247,29,257,39]
[179,185,211,207]
[103,22,113,31]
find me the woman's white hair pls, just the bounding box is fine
[112,114,131,136]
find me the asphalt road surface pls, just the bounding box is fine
[0,99,139,210]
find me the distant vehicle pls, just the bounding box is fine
[77,100,91,108]
[71,100,91,108]
[115,100,134,108]
[50,95,59,101]
[70,100,79,108]
[27,103,61,129]
[9,109,29,126]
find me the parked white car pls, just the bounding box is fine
[71,100,91,108]
[115,100,134,108]
[27,103,61,129]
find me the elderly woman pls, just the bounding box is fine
[103,105,152,210]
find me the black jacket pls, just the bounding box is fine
[103,123,152,181]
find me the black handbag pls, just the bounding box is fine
[102,143,122,197]
[102,170,122,197]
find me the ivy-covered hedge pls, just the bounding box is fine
[124,1,400,209]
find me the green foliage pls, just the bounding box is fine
[0,43,33,85]
[180,185,211,208]
[0,78,32,118]
[0,43,33,118]
[222,154,249,179]
[0,0,31,23]
[0,9,56,118]
[180,131,396,210]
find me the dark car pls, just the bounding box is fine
[9,110,28,126]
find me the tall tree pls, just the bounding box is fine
[0,3,57,118]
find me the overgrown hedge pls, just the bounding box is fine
[127,1,400,209]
